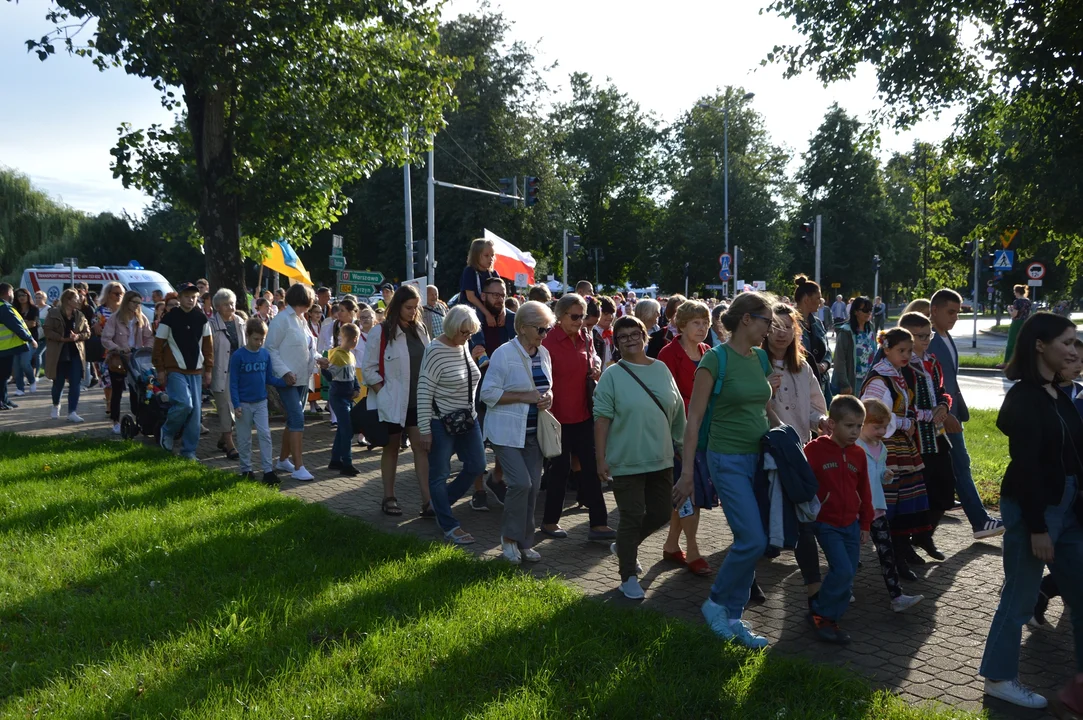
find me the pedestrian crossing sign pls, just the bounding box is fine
[993,250,1014,270]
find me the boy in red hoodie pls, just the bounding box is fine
[803,395,874,645]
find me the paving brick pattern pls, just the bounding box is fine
[6,387,1076,719]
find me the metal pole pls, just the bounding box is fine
[595,249,600,288]
[404,128,414,281]
[874,267,880,302]
[972,238,980,348]
[732,246,739,293]
[427,142,435,287]
[723,101,730,298]
[562,230,568,293]
[814,214,822,287]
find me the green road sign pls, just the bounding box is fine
[331,246,344,258]
[339,270,383,284]
[338,282,376,296]
[329,256,346,270]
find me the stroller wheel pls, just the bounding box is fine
[120,415,137,440]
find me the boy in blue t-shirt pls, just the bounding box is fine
[230,317,290,484]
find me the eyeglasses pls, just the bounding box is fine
[111,291,123,297]
[749,313,772,324]
[535,326,552,336]
[567,313,585,321]
[912,332,932,341]
[615,332,643,344]
[484,291,506,299]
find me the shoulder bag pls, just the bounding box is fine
[436,348,476,435]
[518,345,562,458]
[350,328,391,447]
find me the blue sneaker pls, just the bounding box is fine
[701,599,737,641]
[731,620,770,650]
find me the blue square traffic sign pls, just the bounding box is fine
[993,250,1014,271]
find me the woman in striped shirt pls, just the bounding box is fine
[416,305,486,545]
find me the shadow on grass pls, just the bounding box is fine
[0,434,981,719]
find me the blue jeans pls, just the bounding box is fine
[427,420,486,533]
[162,373,203,458]
[981,476,1083,680]
[707,452,766,619]
[812,521,861,621]
[947,430,994,530]
[34,340,46,374]
[13,349,34,391]
[328,383,354,465]
[50,359,83,412]
[279,385,306,431]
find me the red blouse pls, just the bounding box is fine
[657,335,711,413]
[543,326,595,424]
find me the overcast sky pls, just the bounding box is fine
[0,0,956,216]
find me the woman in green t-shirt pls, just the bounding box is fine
[674,292,780,650]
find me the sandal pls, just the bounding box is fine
[225,448,240,460]
[662,549,687,566]
[420,504,436,519]
[444,528,475,545]
[381,496,402,516]
[687,557,712,576]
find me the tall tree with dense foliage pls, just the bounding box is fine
[658,89,791,293]
[25,0,459,307]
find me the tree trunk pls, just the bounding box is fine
[187,83,249,312]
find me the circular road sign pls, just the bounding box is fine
[719,253,731,268]
[1026,262,1046,280]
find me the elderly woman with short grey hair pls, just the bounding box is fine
[416,304,486,544]
[209,288,246,459]
[634,298,662,334]
[480,301,556,563]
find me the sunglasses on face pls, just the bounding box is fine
[567,313,585,321]
[535,326,552,336]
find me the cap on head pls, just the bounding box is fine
[177,282,200,295]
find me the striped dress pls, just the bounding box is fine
[860,359,931,537]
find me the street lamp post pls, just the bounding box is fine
[722,91,754,297]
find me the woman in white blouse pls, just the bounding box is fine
[762,301,829,604]
[480,301,556,563]
[265,284,328,482]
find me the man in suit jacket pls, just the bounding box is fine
[929,289,1005,540]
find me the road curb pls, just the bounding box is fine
[959,366,1004,377]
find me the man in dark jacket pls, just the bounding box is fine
[929,289,1004,540]
[0,283,36,410]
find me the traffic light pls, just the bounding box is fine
[962,240,975,261]
[873,254,882,271]
[498,177,515,206]
[985,253,996,271]
[568,234,581,253]
[800,221,813,244]
[525,176,540,206]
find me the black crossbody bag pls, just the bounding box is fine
[436,348,476,435]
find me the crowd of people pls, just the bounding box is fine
[1,238,1081,714]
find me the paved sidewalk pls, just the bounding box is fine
[6,386,1076,719]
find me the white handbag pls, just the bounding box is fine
[518,346,562,458]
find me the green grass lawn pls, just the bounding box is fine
[0,435,978,719]
[958,354,1002,368]
[964,408,1008,506]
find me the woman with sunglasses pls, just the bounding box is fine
[480,301,556,563]
[540,293,615,542]
[597,315,686,598]
[93,282,126,414]
[674,291,781,649]
[832,295,875,396]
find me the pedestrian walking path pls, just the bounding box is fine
[5,387,1074,719]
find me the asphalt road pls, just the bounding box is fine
[957,372,1014,410]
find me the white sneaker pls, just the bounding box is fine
[50,405,60,420]
[29,381,36,393]
[521,547,542,563]
[891,594,924,613]
[13,389,24,396]
[112,423,122,435]
[68,412,84,424]
[974,518,1006,539]
[618,576,645,599]
[501,541,522,565]
[275,458,296,473]
[610,542,643,575]
[983,678,1048,709]
[291,466,314,482]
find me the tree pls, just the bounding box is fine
[763,0,1083,263]
[789,105,901,298]
[549,73,664,288]
[26,0,459,308]
[658,89,791,294]
[0,168,85,278]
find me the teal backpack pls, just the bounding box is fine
[697,344,773,451]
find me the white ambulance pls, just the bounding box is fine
[20,262,174,317]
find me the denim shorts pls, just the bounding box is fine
[279,385,307,431]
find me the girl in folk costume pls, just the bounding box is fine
[898,312,956,565]
[859,327,931,582]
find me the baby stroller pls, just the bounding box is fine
[119,348,170,441]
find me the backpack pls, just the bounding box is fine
[697,344,773,451]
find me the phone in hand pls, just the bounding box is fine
[677,497,695,518]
